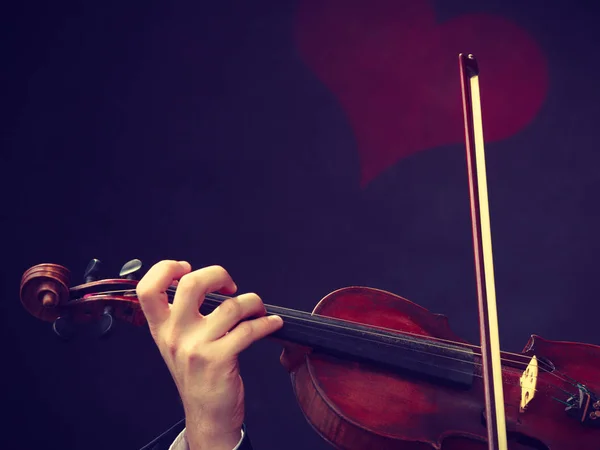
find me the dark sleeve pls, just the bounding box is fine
[138,419,253,450]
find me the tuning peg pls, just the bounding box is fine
[97,305,114,338]
[119,259,143,280]
[52,315,75,340]
[84,258,102,283]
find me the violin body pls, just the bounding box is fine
[281,287,600,449]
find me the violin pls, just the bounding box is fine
[19,54,598,449]
[19,259,600,449]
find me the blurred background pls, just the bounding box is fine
[2,0,600,448]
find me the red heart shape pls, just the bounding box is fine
[294,0,549,187]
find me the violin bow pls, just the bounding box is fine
[458,53,508,450]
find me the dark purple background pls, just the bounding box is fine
[3,1,600,449]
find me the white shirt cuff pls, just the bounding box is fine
[169,427,245,450]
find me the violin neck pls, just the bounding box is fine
[201,294,475,388]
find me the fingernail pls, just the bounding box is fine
[269,315,283,325]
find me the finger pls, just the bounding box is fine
[171,265,237,326]
[136,260,191,327]
[218,315,283,356]
[203,293,266,341]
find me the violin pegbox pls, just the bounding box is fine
[19,259,148,340]
[52,259,105,339]
[97,259,144,337]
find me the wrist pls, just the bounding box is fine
[184,411,242,450]
[185,427,241,450]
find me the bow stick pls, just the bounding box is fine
[459,53,508,450]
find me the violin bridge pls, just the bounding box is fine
[520,356,538,413]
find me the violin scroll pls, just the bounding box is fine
[20,263,71,322]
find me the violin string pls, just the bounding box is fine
[80,288,581,398]
[83,287,581,393]
[86,287,516,361]
[237,312,576,403]
[79,285,569,370]
[88,293,573,406]
[190,291,581,392]
[81,290,564,410]
[84,286,553,364]
[199,291,550,363]
[196,295,589,402]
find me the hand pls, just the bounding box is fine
[136,260,284,450]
